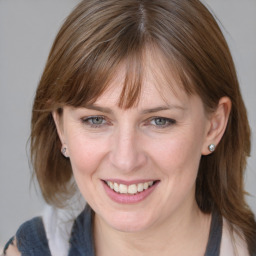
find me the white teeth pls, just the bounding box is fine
[137,183,144,192]
[119,184,128,194]
[113,182,119,192]
[107,181,114,189]
[109,181,114,189]
[128,184,137,194]
[106,181,155,194]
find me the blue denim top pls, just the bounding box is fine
[5,206,225,256]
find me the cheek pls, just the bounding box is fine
[151,129,204,193]
[66,132,107,177]
[151,136,202,211]
[152,130,203,172]
[66,134,109,206]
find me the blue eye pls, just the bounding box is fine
[90,116,104,125]
[154,118,168,126]
[82,116,106,127]
[150,117,176,127]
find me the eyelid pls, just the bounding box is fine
[146,116,176,127]
[81,115,105,121]
[80,114,176,129]
[81,115,110,128]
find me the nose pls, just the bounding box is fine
[109,126,147,173]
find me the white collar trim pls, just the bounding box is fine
[42,195,86,256]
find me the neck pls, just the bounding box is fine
[93,201,211,256]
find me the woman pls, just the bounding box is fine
[3,0,256,255]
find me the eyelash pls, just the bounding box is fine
[81,116,176,129]
[147,117,176,128]
[81,116,108,128]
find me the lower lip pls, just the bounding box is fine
[102,181,159,204]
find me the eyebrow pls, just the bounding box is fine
[84,104,185,114]
[84,104,114,114]
[141,105,185,114]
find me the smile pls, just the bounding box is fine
[102,180,160,204]
[105,181,155,194]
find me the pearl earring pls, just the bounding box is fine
[208,144,216,152]
[61,147,68,158]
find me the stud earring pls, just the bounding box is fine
[61,147,68,158]
[208,144,216,152]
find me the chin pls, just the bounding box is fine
[104,210,155,233]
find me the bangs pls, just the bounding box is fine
[43,0,199,111]
[53,40,196,110]
[56,41,144,109]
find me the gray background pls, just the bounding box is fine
[0,0,255,249]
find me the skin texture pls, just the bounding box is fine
[3,238,21,256]
[5,57,231,255]
[53,60,231,255]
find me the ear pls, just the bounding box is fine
[52,110,69,156]
[201,97,232,155]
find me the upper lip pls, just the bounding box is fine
[102,179,158,185]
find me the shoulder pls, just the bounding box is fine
[17,216,50,251]
[3,198,86,256]
[3,217,51,256]
[3,237,21,256]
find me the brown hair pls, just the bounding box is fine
[31,0,256,252]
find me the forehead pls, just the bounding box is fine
[61,44,196,110]
[92,56,190,109]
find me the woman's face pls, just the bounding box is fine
[56,66,212,233]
